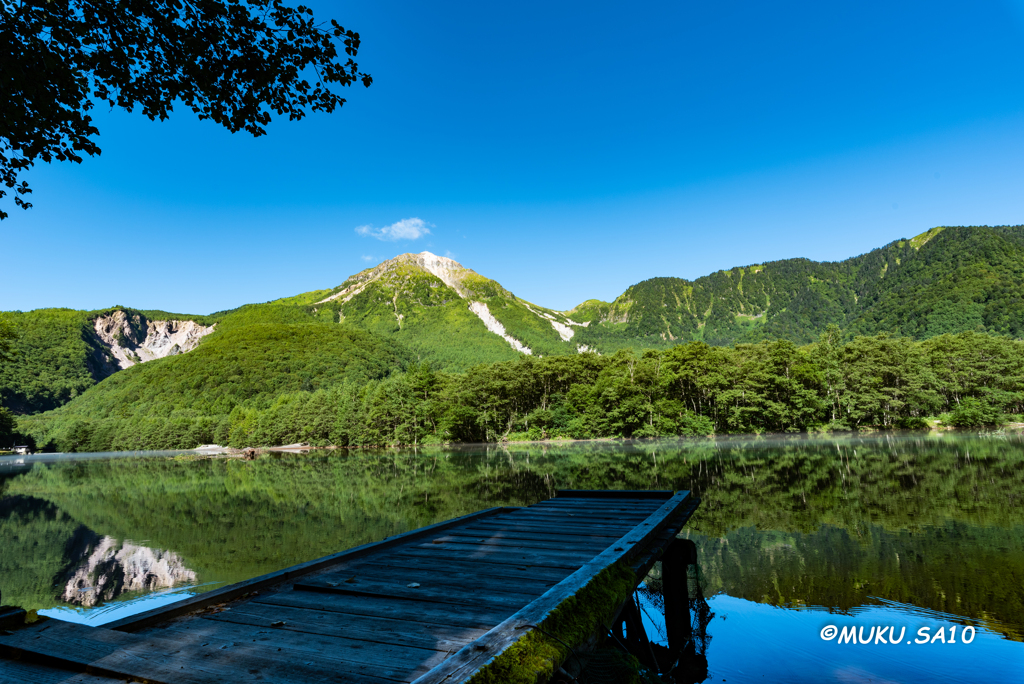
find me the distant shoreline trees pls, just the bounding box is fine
[17,328,1023,453]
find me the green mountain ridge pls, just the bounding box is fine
[2,225,1023,435]
[571,224,1024,348]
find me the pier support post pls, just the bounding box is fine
[612,596,660,673]
[662,538,697,650]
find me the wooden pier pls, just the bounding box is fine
[0,489,700,683]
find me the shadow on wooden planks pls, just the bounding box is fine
[0,489,700,684]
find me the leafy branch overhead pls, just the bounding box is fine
[0,0,371,219]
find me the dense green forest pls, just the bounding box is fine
[571,224,1024,348]
[0,307,219,415]
[3,435,1021,635]
[15,328,1024,452]
[3,225,1024,447]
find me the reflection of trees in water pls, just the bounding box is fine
[0,494,196,611]
[688,523,1024,641]
[2,434,1022,627]
[0,494,92,611]
[60,536,197,607]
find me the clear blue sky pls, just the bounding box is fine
[5,0,1024,314]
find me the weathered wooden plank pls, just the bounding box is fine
[382,549,584,573]
[294,576,543,609]
[505,508,652,521]
[296,573,553,607]
[524,506,663,519]
[338,561,559,594]
[104,505,513,633]
[0,490,699,684]
[484,508,641,520]
[256,591,510,630]
[0,659,125,684]
[445,526,624,543]
[498,512,649,526]
[341,554,572,583]
[403,542,599,566]
[1,619,397,684]
[387,546,586,570]
[409,535,608,553]
[152,618,455,681]
[466,521,636,538]
[532,498,667,510]
[202,601,488,652]
[470,515,635,528]
[464,521,626,537]
[474,515,640,531]
[402,532,605,554]
[502,512,651,525]
[526,505,664,518]
[411,490,694,684]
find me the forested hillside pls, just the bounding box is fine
[0,308,217,414]
[18,329,1024,452]
[310,252,580,363]
[17,321,409,451]
[4,225,1024,447]
[571,224,1024,348]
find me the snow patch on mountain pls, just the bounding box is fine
[468,302,532,354]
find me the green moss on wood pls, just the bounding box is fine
[466,562,638,684]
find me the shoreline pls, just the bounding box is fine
[5,424,1022,460]
[189,423,1024,454]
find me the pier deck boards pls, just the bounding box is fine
[0,490,699,683]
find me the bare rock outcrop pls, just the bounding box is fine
[93,310,214,370]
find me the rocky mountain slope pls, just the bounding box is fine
[3,225,1023,422]
[307,252,588,364]
[0,308,217,414]
[93,310,214,370]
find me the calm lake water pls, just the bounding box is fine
[1,433,1021,682]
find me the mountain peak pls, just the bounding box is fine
[317,252,482,306]
[410,251,473,296]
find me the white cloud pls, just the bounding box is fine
[355,217,432,241]
[360,255,375,262]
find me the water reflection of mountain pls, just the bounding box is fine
[2,434,1022,634]
[60,536,197,607]
[0,494,197,611]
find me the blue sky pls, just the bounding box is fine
[5,0,1024,314]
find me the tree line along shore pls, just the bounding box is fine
[9,328,1023,453]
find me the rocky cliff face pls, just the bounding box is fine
[60,536,198,607]
[93,310,214,370]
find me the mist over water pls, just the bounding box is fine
[1,433,1021,682]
